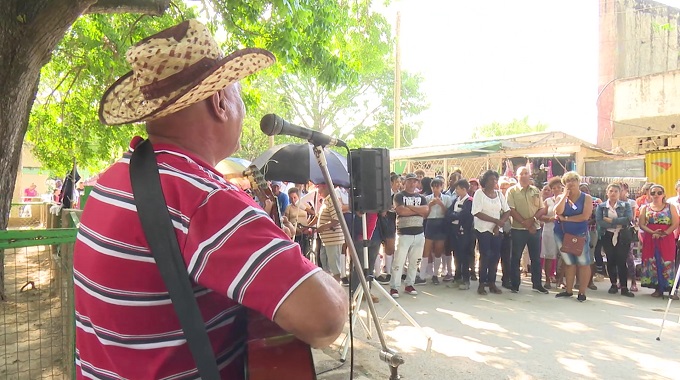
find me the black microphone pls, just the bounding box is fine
[260,114,347,147]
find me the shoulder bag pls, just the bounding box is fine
[559,221,586,256]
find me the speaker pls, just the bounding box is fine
[350,148,391,212]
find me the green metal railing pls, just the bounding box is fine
[1,209,80,379]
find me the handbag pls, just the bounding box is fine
[621,225,639,243]
[560,222,586,256]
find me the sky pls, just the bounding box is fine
[376,0,680,147]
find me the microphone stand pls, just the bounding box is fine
[311,145,405,379]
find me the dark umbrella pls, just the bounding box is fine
[252,143,350,187]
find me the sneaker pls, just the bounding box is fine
[502,282,512,290]
[544,282,552,290]
[577,293,586,302]
[555,291,573,298]
[511,288,519,294]
[390,288,399,298]
[414,276,426,286]
[341,277,350,287]
[489,284,503,294]
[405,285,418,295]
[588,284,598,291]
[532,285,549,294]
[608,284,618,294]
[459,282,470,290]
[431,276,440,285]
[477,285,487,295]
[442,274,454,282]
[376,274,391,285]
[621,289,635,298]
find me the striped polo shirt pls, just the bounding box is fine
[73,137,319,379]
[317,195,345,246]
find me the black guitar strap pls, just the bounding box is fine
[129,139,220,380]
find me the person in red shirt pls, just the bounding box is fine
[73,20,347,379]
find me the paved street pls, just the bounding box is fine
[315,276,680,380]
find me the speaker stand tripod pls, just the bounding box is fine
[312,145,407,379]
[656,264,680,340]
[339,213,432,362]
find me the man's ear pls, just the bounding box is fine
[209,90,229,120]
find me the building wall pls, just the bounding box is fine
[598,0,680,149]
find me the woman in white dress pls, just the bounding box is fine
[539,177,563,289]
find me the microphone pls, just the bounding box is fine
[260,114,347,147]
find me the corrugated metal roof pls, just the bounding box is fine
[389,141,503,160]
[391,131,610,160]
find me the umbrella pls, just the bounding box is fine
[252,143,349,187]
[215,157,251,177]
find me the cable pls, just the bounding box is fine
[597,115,674,136]
[316,360,347,376]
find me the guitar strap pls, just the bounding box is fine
[129,139,221,380]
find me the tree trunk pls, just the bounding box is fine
[0,0,169,300]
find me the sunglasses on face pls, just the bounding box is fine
[651,191,664,196]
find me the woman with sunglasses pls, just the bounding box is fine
[639,184,679,299]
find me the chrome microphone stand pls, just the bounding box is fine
[312,145,430,380]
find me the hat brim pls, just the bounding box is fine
[99,48,275,126]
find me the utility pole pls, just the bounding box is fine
[394,10,402,149]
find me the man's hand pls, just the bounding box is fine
[603,217,613,224]
[493,225,500,236]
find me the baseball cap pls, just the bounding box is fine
[271,181,284,188]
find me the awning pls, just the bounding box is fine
[389,141,503,160]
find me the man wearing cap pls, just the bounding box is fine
[73,20,347,379]
[390,173,429,298]
[271,180,290,216]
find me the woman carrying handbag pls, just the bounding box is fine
[553,171,593,302]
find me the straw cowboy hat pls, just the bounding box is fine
[99,19,275,126]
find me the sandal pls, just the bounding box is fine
[630,284,639,292]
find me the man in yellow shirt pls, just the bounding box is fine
[507,167,548,294]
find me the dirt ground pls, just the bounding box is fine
[315,276,680,380]
[1,246,67,379]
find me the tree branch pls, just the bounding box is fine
[85,0,170,15]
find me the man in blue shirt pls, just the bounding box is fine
[271,181,290,217]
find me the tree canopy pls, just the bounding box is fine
[23,0,425,174]
[470,116,548,139]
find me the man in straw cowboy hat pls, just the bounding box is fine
[73,20,347,379]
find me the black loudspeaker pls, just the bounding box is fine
[350,148,391,212]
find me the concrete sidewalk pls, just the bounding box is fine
[315,277,680,380]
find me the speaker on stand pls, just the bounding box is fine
[350,148,391,213]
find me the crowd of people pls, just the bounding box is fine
[268,167,680,304]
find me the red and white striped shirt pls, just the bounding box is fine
[74,137,319,379]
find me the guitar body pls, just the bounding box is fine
[245,311,316,380]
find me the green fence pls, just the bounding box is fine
[0,210,79,379]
